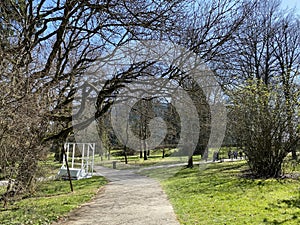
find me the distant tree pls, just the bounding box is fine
[162,98,181,157]
[130,98,156,160]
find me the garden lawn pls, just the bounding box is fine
[142,161,300,225]
[0,176,107,225]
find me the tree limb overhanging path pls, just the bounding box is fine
[53,166,180,225]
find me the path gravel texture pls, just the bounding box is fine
[53,166,180,225]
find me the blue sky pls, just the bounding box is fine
[281,0,300,14]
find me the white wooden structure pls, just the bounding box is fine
[58,143,95,180]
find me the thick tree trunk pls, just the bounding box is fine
[8,156,39,198]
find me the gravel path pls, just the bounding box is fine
[53,166,180,225]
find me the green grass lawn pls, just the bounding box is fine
[95,148,202,170]
[0,176,107,225]
[95,147,244,170]
[141,161,300,225]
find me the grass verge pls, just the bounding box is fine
[141,161,300,225]
[0,176,107,225]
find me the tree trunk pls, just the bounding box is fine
[124,146,128,164]
[187,156,193,168]
[291,146,297,160]
[143,140,147,160]
[144,150,148,160]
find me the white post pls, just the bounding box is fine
[86,143,90,173]
[81,143,85,172]
[66,143,70,166]
[63,143,67,167]
[91,143,95,176]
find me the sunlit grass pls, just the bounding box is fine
[141,161,300,225]
[0,176,107,225]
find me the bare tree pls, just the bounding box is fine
[0,0,184,202]
[216,0,300,177]
[130,98,156,160]
[177,0,254,62]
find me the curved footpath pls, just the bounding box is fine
[53,166,180,225]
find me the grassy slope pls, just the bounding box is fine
[142,161,300,225]
[0,154,108,224]
[0,176,107,225]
